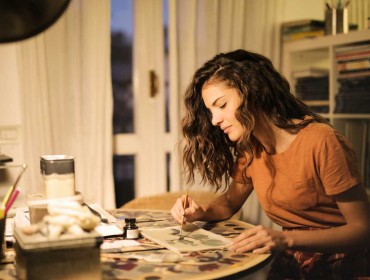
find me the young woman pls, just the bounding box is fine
[171,49,370,279]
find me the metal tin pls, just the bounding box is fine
[40,155,75,175]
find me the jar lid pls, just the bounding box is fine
[40,155,75,175]
[125,218,136,223]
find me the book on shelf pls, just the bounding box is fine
[308,105,329,114]
[338,69,370,79]
[338,75,370,87]
[292,67,329,79]
[282,19,324,32]
[335,44,370,59]
[283,29,324,42]
[339,68,370,75]
[337,58,370,71]
[281,19,325,42]
[336,50,370,62]
[334,93,370,113]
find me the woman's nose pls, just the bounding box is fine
[211,112,222,126]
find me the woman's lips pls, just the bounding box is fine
[223,126,231,134]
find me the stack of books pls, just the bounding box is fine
[282,19,325,42]
[292,68,329,112]
[334,43,370,113]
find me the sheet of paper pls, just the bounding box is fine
[141,223,231,254]
[95,223,123,237]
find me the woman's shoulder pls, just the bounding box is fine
[303,122,335,138]
[302,122,354,151]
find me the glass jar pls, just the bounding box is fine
[123,218,139,239]
[40,155,75,199]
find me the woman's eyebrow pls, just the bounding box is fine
[212,96,223,106]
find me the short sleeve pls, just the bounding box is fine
[318,130,362,195]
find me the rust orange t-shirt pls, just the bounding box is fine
[233,122,362,228]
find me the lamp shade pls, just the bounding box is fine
[0,0,71,43]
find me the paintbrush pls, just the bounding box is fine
[1,163,27,208]
[178,189,188,240]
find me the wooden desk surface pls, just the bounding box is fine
[0,209,271,280]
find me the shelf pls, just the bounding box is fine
[282,29,370,189]
[332,114,370,119]
[304,100,329,106]
[283,29,370,52]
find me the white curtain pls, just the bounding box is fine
[171,0,283,229]
[16,0,115,208]
[348,0,370,30]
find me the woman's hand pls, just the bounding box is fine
[170,195,205,224]
[229,225,293,254]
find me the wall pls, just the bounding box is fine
[283,0,324,22]
[0,43,25,208]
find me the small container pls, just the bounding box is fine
[14,226,102,280]
[27,192,83,224]
[40,155,75,199]
[123,218,139,239]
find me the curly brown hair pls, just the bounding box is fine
[181,49,329,191]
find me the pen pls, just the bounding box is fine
[179,189,188,240]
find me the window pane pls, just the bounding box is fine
[113,155,135,208]
[111,0,134,134]
[166,152,170,192]
[164,0,170,133]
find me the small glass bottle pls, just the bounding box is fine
[123,218,139,239]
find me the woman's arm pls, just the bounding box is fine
[201,180,253,221]
[230,184,370,254]
[170,180,253,224]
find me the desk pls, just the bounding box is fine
[0,209,271,280]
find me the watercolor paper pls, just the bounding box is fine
[141,223,231,253]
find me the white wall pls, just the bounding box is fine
[283,0,324,22]
[0,43,25,208]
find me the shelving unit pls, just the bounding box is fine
[282,29,370,189]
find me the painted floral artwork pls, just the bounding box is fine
[141,223,231,253]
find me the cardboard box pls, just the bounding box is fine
[14,227,103,280]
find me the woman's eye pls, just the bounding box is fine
[219,103,226,109]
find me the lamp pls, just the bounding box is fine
[0,0,71,43]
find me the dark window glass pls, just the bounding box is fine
[111,0,134,134]
[164,0,170,133]
[113,155,135,208]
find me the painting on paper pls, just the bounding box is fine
[140,223,231,253]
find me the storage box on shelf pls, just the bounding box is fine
[282,29,370,190]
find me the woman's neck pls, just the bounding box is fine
[253,119,300,155]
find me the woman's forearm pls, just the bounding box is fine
[200,195,236,221]
[285,222,370,253]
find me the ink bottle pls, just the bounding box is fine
[123,218,139,239]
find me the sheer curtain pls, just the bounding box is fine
[171,0,283,228]
[16,0,114,208]
[348,0,370,30]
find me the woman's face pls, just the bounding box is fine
[202,82,244,142]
